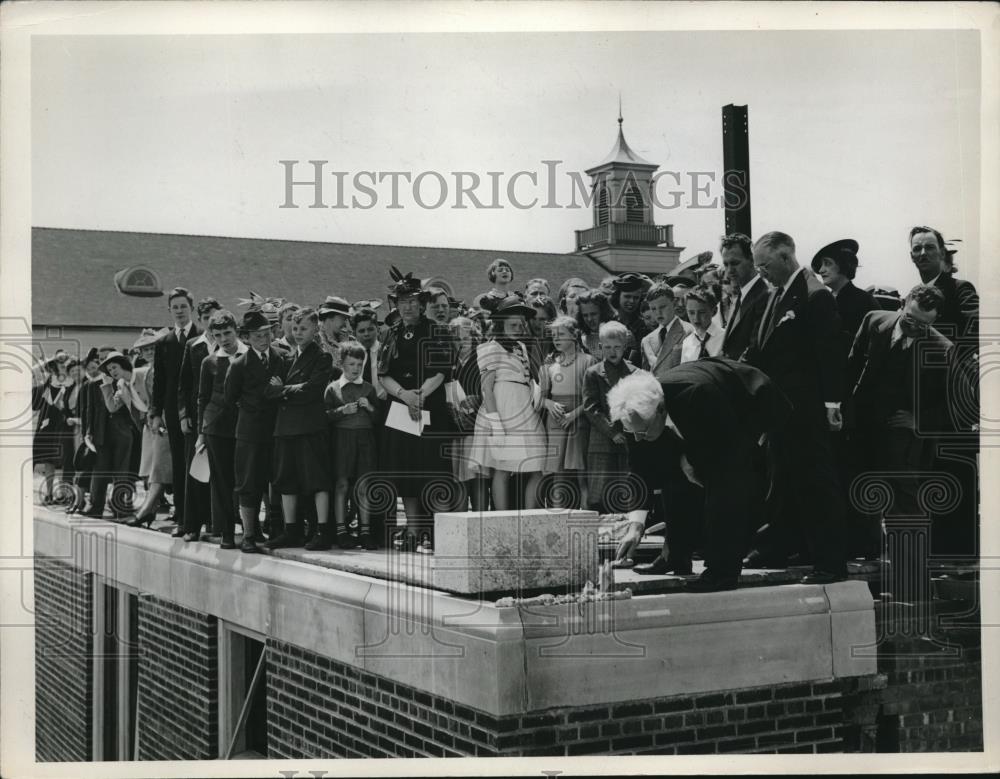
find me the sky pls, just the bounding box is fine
[31,29,982,292]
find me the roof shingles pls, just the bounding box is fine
[32,227,612,328]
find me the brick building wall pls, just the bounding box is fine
[134,596,218,760]
[866,598,983,752]
[34,555,94,762]
[33,542,984,760]
[267,637,877,758]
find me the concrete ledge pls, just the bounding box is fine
[34,512,877,717]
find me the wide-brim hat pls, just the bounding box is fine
[811,239,860,274]
[84,347,101,365]
[98,351,132,375]
[132,327,169,350]
[612,272,645,293]
[490,296,537,319]
[318,295,352,319]
[387,265,427,301]
[239,309,273,333]
[664,275,696,289]
[352,299,383,313]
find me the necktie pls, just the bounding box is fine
[177,326,187,347]
[259,350,268,371]
[728,290,742,330]
[763,289,783,339]
[659,325,668,345]
[698,333,711,359]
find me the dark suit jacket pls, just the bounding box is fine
[150,322,201,421]
[583,359,636,453]
[178,336,212,431]
[83,378,110,445]
[722,276,769,360]
[847,310,954,432]
[224,344,289,442]
[660,357,792,477]
[198,348,242,437]
[743,269,845,415]
[268,340,333,437]
[933,274,979,340]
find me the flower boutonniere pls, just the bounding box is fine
[777,310,797,327]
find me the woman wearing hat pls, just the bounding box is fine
[123,329,172,527]
[377,267,458,554]
[89,351,140,519]
[32,355,75,506]
[318,295,353,377]
[469,296,548,510]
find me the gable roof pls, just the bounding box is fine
[32,227,611,328]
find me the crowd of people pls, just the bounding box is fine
[32,226,979,591]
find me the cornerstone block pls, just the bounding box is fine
[432,509,602,595]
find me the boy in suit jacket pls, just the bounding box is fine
[178,297,220,539]
[194,310,247,548]
[743,231,848,584]
[149,287,200,536]
[265,307,334,549]
[640,281,692,380]
[225,310,289,553]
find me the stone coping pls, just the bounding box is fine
[34,512,878,717]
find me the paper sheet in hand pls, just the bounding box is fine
[444,380,467,406]
[189,446,211,483]
[386,400,431,436]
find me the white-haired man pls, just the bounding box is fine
[608,359,791,592]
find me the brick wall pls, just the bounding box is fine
[34,555,93,762]
[864,597,983,752]
[267,637,872,758]
[134,596,218,760]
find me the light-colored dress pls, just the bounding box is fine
[468,340,548,473]
[541,351,595,473]
[128,365,173,483]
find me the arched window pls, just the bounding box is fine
[114,266,163,297]
[624,181,645,223]
[422,277,454,298]
[596,184,610,226]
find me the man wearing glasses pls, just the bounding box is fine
[846,284,954,523]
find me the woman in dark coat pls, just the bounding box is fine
[33,357,74,505]
[377,267,457,554]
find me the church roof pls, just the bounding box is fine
[32,227,610,329]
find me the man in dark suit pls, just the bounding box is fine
[720,233,769,360]
[148,287,200,536]
[195,310,246,548]
[847,285,954,517]
[177,297,220,538]
[910,226,979,557]
[742,231,848,584]
[224,310,290,553]
[608,359,792,592]
[909,226,979,340]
